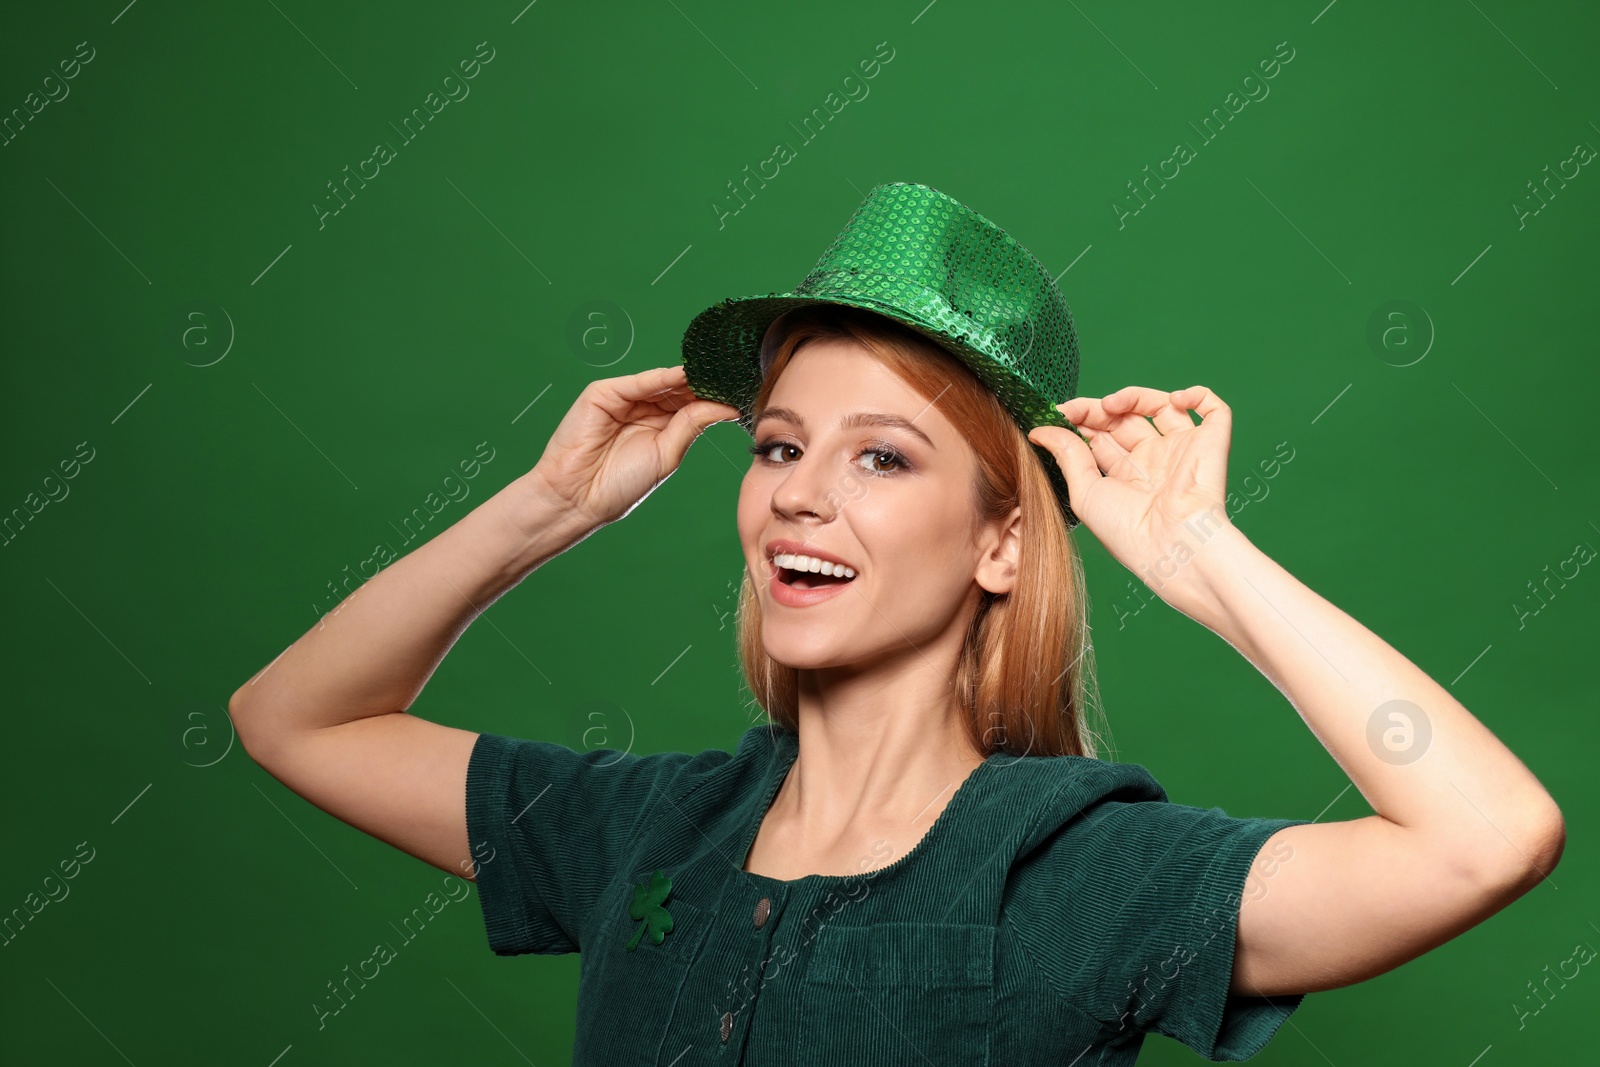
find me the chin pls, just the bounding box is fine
[759,634,854,672]
[760,640,832,671]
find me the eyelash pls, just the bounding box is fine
[745,437,913,478]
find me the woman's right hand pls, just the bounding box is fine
[528,364,743,530]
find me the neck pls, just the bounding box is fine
[773,668,986,867]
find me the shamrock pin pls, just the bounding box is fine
[625,869,674,951]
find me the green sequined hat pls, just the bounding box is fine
[681,181,1082,528]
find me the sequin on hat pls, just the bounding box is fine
[681,181,1082,528]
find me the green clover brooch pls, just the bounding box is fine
[625,869,674,951]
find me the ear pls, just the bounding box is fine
[975,505,1023,596]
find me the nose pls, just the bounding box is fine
[768,447,838,524]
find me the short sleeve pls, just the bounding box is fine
[1006,795,1313,1061]
[464,732,698,957]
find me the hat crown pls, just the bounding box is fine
[792,182,1078,424]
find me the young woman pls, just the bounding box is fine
[231,184,1564,1064]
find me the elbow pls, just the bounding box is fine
[1525,802,1567,884]
[1483,795,1566,898]
[227,687,273,766]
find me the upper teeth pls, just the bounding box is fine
[774,553,855,578]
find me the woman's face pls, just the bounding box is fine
[737,337,1018,671]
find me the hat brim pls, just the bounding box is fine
[680,292,1080,528]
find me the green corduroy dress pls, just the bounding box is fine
[465,722,1311,1064]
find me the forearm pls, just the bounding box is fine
[229,469,596,740]
[1170,521,1563,879]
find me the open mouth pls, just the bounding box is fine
[768,550,857,591]
[777,566,855,590]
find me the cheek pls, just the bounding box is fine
[736,471,763,523]
[876,557,967,606]
[869,502,976,593]
[736,474,768,553]
[851,488,955,550]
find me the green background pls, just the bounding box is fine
[2,0,1595,1063]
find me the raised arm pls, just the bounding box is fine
[1030,385,1565,998]
[1163,519,1564,997]
[227,365,740,881]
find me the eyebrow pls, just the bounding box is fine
[752,406,937,450]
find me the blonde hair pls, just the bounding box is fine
[734,304,1106,758]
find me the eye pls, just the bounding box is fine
[747,440,800,464]
[853,445,908,476]
[746,438,911,478]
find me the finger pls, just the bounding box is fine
[648,364,742,413]
[1077,424,1150,485]
[634,364,690,391]
[1064,390,1161,453]
[594,366,709,421]
[1027,425,1103,506]
[1056,395,1106,431]
[601,364,693,404]
[1169,385,1232,438]
[1104,385,1196,437]
[657,398,744,473]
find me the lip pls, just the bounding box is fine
[763,538,859,574]
[767,565,855,608]
[761,537,860,609]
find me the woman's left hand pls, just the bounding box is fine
[1028,385,1233,603]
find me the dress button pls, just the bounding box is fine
[753,897,771,928]
[720,1010,734,1043]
